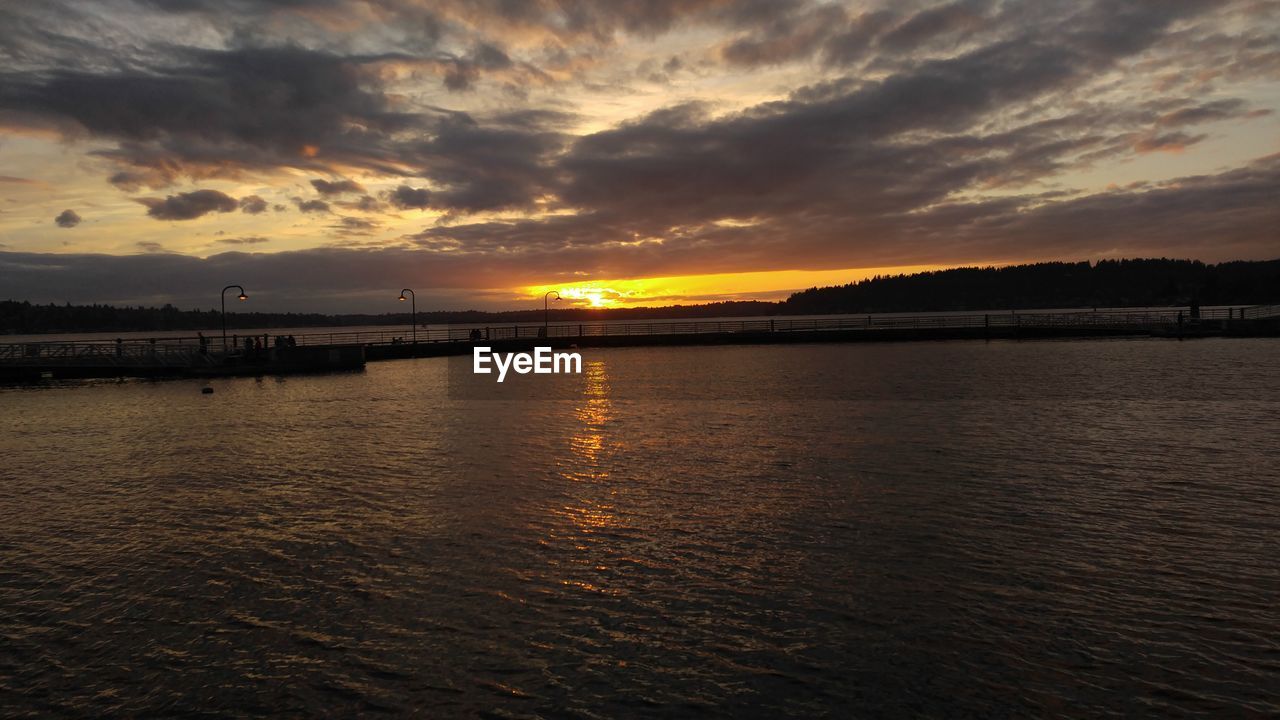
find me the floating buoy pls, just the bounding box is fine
[201,387,214,394]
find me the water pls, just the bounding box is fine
[2,338,1278,717]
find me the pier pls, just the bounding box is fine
[3,305,1277,381]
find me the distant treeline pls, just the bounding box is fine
[2,259,1277,334]
[784,259,1280,314]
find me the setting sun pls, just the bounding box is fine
[558,286,625,308]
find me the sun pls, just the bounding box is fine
[527,282,633,308]
[559,287,617,308]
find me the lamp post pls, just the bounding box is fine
[398,289,416,345]
[544,290,560,334]
[221,284,246,350]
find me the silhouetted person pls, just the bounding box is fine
[287,335,297,347]
[115,338,123,357]
[469,328,482,341]
[244,336,253,356]
[197,332,208,354]
[1190,300,1201,320]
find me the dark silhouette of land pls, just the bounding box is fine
[784,259,1280,314]
[2,258,1276,335]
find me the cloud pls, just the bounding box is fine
[411,153,1280,278]
[398,112,566,212]
[138,189,239,220]
[136,241,166,253]
[1132,131,1206,154]
[2,157,1275,312]
[293,197,330,213]
[217,236,270,245]
[0,0,1277,307]
[310,178,366,196]
[443,42,514,91]
[386,185,430,210]
[54,209,81,227]
[0,45,420,188]
[238,195,268,214]
[329,216,381,237]
[338,194,385,212]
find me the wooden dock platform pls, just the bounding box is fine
[3,305,1276,381]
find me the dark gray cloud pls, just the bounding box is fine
[293,197,330,213]
[1158,99,1244,126]
[443,42,514,91]
[386,185,431,210]
[330,216,381,236]
[311,178,366,196]
[399,112,566,212]
[338,195,386,213]
[138,189,239,220]
[1,44,419,186]
[238,195,268,214]
[412,153,1280,277]
[0,38,570,213]
[217,236,269,245]
[54,209,81,227]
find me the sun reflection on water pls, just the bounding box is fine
[566,360,613,475]
[554,360,620,558]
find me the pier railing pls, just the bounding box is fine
[193,305,1260,345]
[0,305,1269,363]
[0,340,221,367]
[1241,304,1280,320]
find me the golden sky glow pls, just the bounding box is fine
[522,264,956,308]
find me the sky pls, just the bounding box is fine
[1,0,1277,313]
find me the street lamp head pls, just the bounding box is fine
[398,294,406,301]
[238,293,247,301]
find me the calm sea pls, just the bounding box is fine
[2,339,1278,717]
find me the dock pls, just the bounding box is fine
[3,305,1277,382]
